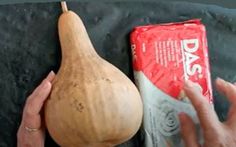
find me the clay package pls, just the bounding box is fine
[130,19,213,147]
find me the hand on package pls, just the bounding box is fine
[179,79,236,147]
[17,71,55,147]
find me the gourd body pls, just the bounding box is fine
[44,11,143,147]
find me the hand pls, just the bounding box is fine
[179,78,236,147]
[17,71,55,147]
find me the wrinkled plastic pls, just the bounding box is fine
[131,19,213,147]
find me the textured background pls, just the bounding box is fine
[0,1,235,147]
[0,0,235,9]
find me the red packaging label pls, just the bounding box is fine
[131,19,213,103]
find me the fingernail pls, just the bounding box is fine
[184,80,202,92]
[216,77,225,82]
[184,80,194,88]
[216,77,228,86]
[48,71,55,77]
[46,71,56,82]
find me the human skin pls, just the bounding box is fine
[179,79,236,147]
[17,71,55,147]
[17,73,236,147]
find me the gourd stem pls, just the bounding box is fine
[61,1,68,13]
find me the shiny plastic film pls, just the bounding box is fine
[130,19,213,147]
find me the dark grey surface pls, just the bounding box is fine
[0,1,235,147]
[0,0,235,9]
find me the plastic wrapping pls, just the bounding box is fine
[130,19,213,147]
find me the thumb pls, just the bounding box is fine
[179,113,200,147]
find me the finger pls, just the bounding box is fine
[23,80,52,128]
[23,72,54,128]
[46,71,55,82]
[225,107,236,130]
[179,113,200,147]
[23,113,41,130]
[24,71,54,117]
[25,80,52,115]
[184,80,220,131]
[215,78,236,104]
[215,78,236,127]
[215,79,236,132]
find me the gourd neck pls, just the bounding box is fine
[59,10,98,59]
[59,35,98,59]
